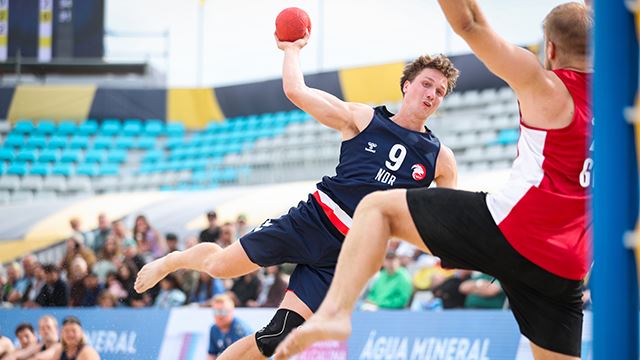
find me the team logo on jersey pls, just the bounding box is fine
[411,164,427,181]
[365,142,377,153]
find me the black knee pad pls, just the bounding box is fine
[255,308,306,357]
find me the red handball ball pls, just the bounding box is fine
[275,7,311,42]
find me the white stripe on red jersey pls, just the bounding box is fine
[486,69,592,280]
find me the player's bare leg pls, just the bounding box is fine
[218,288,313,360]
[530,342,580,360]
[135,241,259,293]
[275,189,429,359]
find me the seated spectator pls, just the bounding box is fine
[217,223,236,248]
[97,290,118,308]
[36,265,68,307]
[52,316,100,360]
[68,257,90,307]
[69,217,89,246]
[257,266,288,308]
[133,215,165,261]
[235,214,250,237]
[363,251,413,310]
[22,263,46,308]
[459,272,506,309]
[6,255,38,306]
[80,273,103,307]
[0,335,14,359]
[188,272,225,305]
[207,294,251,360]
[165,233,180,254]
[90,213,112,254]
[200,210,221,244]
[1,262,21,305]
[60,235,96,276]
[104,272,127,301]
[154,274,186,308]
[93,234,121,282]
[230,271,261,307]
[431,269,472,309]
[116,261,141,306]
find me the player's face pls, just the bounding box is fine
[16,329,36,348]
[38,318,58,343]
[403,68,448,118]
[61,324,82,347]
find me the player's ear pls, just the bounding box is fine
[402,80,410,95]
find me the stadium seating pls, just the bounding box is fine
[0,87,520,204]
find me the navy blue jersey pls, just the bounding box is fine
[316,105,441,217]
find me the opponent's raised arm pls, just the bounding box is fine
[277,34,371,136]
[437,0,548,94]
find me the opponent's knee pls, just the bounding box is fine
[255,309,306,357]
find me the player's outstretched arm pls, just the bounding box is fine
[434,145,457,189]
[276,34,372,137]
[436,0,549,95]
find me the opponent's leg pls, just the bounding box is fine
[135,241,259,293]
[218,291,312,360]
[275,189,428,359]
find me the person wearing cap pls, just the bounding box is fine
[51,317,99,360]
[199,211,221,244]
[363,250,413,310]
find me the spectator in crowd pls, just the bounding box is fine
[36,265,68,307]
[363,251,413,310]
[6,255,38,306]
[90,213,112,254]
[122,238,146,273]
[111,220,135,249]
[93,234,121,282]
[188,272,225,305]
[230,271,261,307]
[1,262,21,305]
[80,273,102,307]
[35,315,62,358]
[234,214,250,238]
[23,263,46,308]
[68,257,90,307]
[154,274,186,308]
[69,217,89,246]
[216,223,236,249]
[257,266,288,308]
[116,261,141,306]
[60,235,96,277]
[97,290,118,308]
[459,272,506,309]
[52,316,100,360]
[165,233,180,254]
[133,215,165,261]
[431,269,472,309]
[104,272,127,302]
[15,323,38,352]
[199,211,221,244]
[207,294,251,360]
[176,237,200,299]
[0,336,14,359]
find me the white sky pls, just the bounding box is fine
[104,0,571,87]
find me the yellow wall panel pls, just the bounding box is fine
[7,85,96,122]
[168,88,224,130]
[339,62,405,104]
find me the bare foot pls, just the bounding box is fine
[134,256,172,293]
[274,311,351,360]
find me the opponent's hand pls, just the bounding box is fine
[275,30,310,51]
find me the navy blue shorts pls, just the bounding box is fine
[239,194,344,311]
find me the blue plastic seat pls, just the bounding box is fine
[99,163,120,176]
[135,136,156,150]
[52,163,73,176]
[92,136,113,150]
[4,135,24,148]
[101,119,121,136]
[37,149,59,163]
[166,122,186,137]
[495,129,520,145]
[84,149,105,163]
[0,163,6,175]
[0,148,14,162]
[30,163,51,176]
[25,135,47,149]
[122,119,143,136]
[16,149,37,162]
[142,150,164,163]
[69,136,89,149]
[57,120,77,135]
[78,120,99,136]
[144,119,164,136]
[47,135,68,149]
[7,162,28,176]
[76,163,99,177]
[165,137,186,150]
[14,120,35,134]
[60,149,81,163]
[35,119,56,135]
[114,136,135,149]
[107,149,127,163]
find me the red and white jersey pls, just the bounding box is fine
[486,69,592,280]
